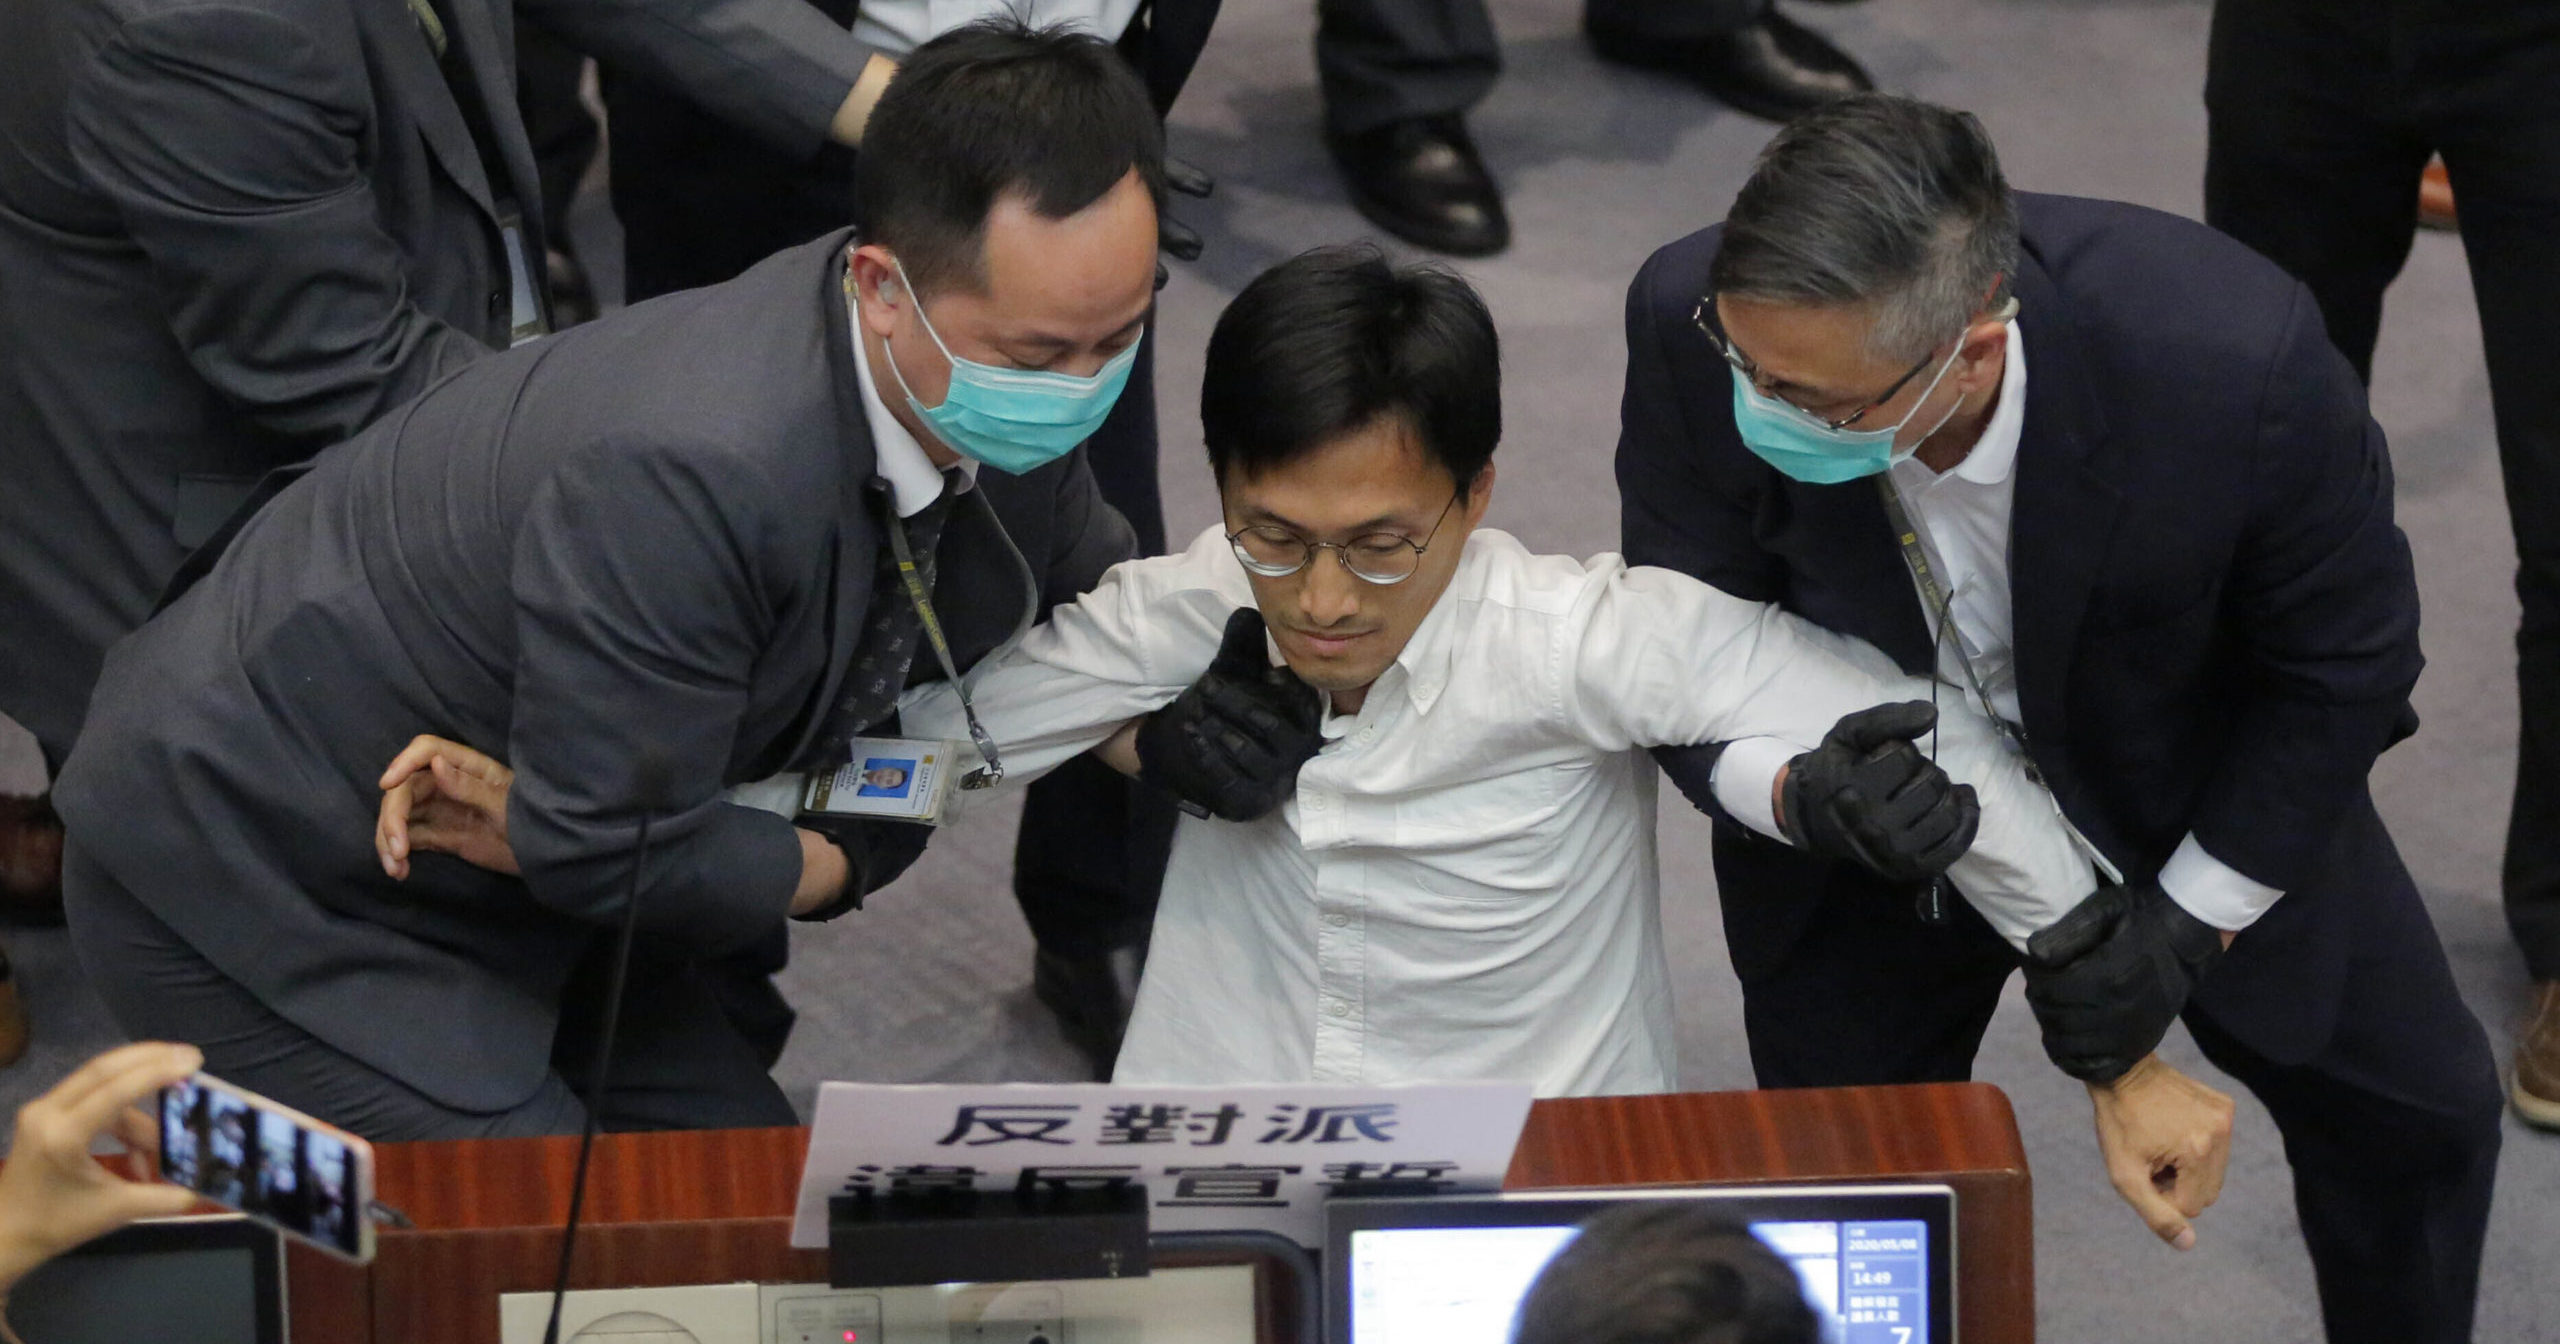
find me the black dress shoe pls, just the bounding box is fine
[1588,11,1875,124]
[1326,115,1511,258]
[1033,945,1145,1081]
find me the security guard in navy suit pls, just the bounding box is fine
[1617,97,2500,1342]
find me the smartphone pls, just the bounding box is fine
[157,1073,376,1264]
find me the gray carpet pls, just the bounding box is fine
[3,0,2555,1335]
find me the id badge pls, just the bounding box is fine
[799,736,964,825]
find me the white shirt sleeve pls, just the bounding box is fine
[1708,737,1799,842]
[895,528,1246,789]
[2157,832,2284,932]
[1561,560,2097,950]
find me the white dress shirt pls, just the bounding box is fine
[899,526,2095,1096]
[853,0,1146,60]
[1709,323,2284,932]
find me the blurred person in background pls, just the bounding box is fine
[1321,0,1875,258]
[2201,0,2560,1133]
[0,0,904,1063]
[1510,1204,1818,1344]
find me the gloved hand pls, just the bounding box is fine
[1134,609,1323,822]
[2024,878,2227,1084]
[1778,701,1979,884]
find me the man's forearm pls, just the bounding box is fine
[792,826,850,916]
[831,54,897,147]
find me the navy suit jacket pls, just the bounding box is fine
[1618,193,2424,1065]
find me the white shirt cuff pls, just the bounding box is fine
[2157,833,2284,932]
[1708,736,1802,843]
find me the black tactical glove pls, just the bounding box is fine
[1134,608,1323,822]
[789,816,934,922]
[2023,878,2227,1084]
[1778,702,1980,884]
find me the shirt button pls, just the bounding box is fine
[1357,726,1378,743]
[1306,794,1328,812]
[1324,912,1350,928]
[1326,999,1353,1019]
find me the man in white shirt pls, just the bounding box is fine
[882,246,2123,1095]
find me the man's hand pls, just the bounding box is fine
[1134,609,1323,822]
[376,735,517,879]
[0,1043,206,1294]
[1777,702,1979,883]
[2087,1053,2236,1251]
[2024,879,2227,1083]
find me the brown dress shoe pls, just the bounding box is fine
[2516,980,2560,1130]
[0,792,66,925]
[0,945,29,1069]
[2418,156,2456,232]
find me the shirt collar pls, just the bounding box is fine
[850,287,977,517]
[1946,318,2028,486]
[1377,532,1493,717]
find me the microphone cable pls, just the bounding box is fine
[542,760,672,1344]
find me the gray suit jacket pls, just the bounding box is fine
[0,0,878,762]
[55,234,1134,1112]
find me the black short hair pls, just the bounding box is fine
[1511,1205,1821,1344]
[1200,245,1500,492]
[853,18,1165,297]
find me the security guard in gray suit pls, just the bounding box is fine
[51,25,1159,1140]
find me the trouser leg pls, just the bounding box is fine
[2183,878,2500,1344]
[2202,0,2429,382]
[551,934,801,1132]
[1013,332,1175,959]
[1315,0,1503,137]
[62,841,586,1142]
[1580,0,1766,47]
[1727,870,2018,1088]
[599,0,860,303]
[2435,101,2560,978]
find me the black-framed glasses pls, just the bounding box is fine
[1227,490,1463,586]
[1692,294,1940,431]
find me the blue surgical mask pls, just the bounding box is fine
[1732,342,1967,485]
[882,259,1138,475]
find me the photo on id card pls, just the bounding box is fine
[801,737,953,823]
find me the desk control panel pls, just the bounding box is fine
[500,1269,1249,1344]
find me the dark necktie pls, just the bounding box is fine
[797,476,961,771]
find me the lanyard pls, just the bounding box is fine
[842,259,1040,790]
[884,485,1036,791]
[1876,473,2123,887]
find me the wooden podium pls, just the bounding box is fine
[281,1081,2032,1344]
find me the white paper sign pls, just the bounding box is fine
[790,1081,1535,1249]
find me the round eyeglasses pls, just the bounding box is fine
[1227,491,1462,586]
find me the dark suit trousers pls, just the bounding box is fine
[1317,0,1764,135]
[1721,832,2502,1344]
[2204,0,2560,977]
[63,841,796,1142]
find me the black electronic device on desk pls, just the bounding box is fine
[1325,1184,1956,1344]
[6,1215,284,1344]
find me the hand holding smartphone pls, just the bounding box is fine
[157,1073,376,1264]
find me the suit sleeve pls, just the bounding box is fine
[521,0,879,158]
[64,3,490,453]
[1612,253,1788,827]
[2185,286,2426,892]
[1041,448,1141,608]
[504,440,806,950]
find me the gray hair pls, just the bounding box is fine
[1709,95,2020,364]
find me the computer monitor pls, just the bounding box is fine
[1325,1185,1955,1344]
[5,1215,285,1344]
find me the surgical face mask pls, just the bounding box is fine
[1731,340,1969,485]
[881,260,1139,475]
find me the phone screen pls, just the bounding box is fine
[158,1075,371,1262]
